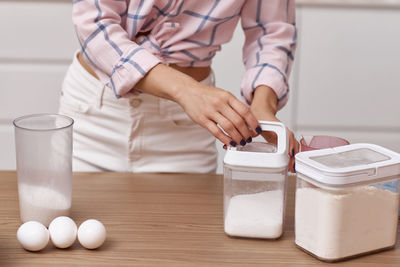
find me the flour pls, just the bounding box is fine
[224,190,283,238]
[18,183,71,227]
[295,186,399,260]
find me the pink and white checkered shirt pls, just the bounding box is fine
[73,0,296,108]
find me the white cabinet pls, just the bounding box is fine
[0,1,77,60]
[0,64,67,119]
[0,1,78,169]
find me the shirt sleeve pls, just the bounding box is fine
[240,0,296,109]
[72,0,161,97]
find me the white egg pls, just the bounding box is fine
[17,221,49,251]
[48,216,77,248]
[78,219,106,249]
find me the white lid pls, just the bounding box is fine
[223,121,289,170]
[295,143,400,186]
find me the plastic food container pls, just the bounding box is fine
[223,121,289,239]
[300,135,349,151]
[295,143,400,262]
[14,114,73,227]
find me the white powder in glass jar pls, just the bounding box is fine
[224,190,283,238]
[295,185,399,260]
[18,183,71,227]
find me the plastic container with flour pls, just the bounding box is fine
[295,143,400,262]
[223,121,289,239]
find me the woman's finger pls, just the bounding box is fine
[228,97,261,136]
[287,130,299,172]
[212,113,244,146]
[203,120,234,147]
[261,131,278,145]
[219,106,253,144]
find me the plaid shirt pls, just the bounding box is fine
[73,0,296,108]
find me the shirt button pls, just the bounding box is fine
[130,98,142,108]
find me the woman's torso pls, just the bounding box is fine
[80,0,245,82]
[122,0,244,67]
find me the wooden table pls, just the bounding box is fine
[0,171,399,266]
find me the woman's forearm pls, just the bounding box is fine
[251,85,278,116]
[134,63,200,103]
[135,63,260,147]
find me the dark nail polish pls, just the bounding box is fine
[240,139,246,146]
[246,137,252,143]
[256,126,262,134]
[292,149,295,156]
[230,141,237,147]
[223,144,227,150]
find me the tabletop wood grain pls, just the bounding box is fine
[0,171,399,266]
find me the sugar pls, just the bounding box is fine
[224,190,283,238]
[295,186,399,260]
[18,183,71,227]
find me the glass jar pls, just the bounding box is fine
[295,143,400,262]
[223,121,289,239]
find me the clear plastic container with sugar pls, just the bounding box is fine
[223,121,289,239]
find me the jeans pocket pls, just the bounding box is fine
[59,80,92,115]
[60,94,90,115]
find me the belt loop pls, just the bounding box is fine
[157,96,162,115]
[210,70,215,86]
[95,85,106,109]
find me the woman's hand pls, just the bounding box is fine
[175,82,261,147]
[251,86,299,173]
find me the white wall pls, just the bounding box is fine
[293,5,400,151]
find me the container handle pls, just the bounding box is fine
[259,120,288,155]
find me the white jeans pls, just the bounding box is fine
[59,53,217,173]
